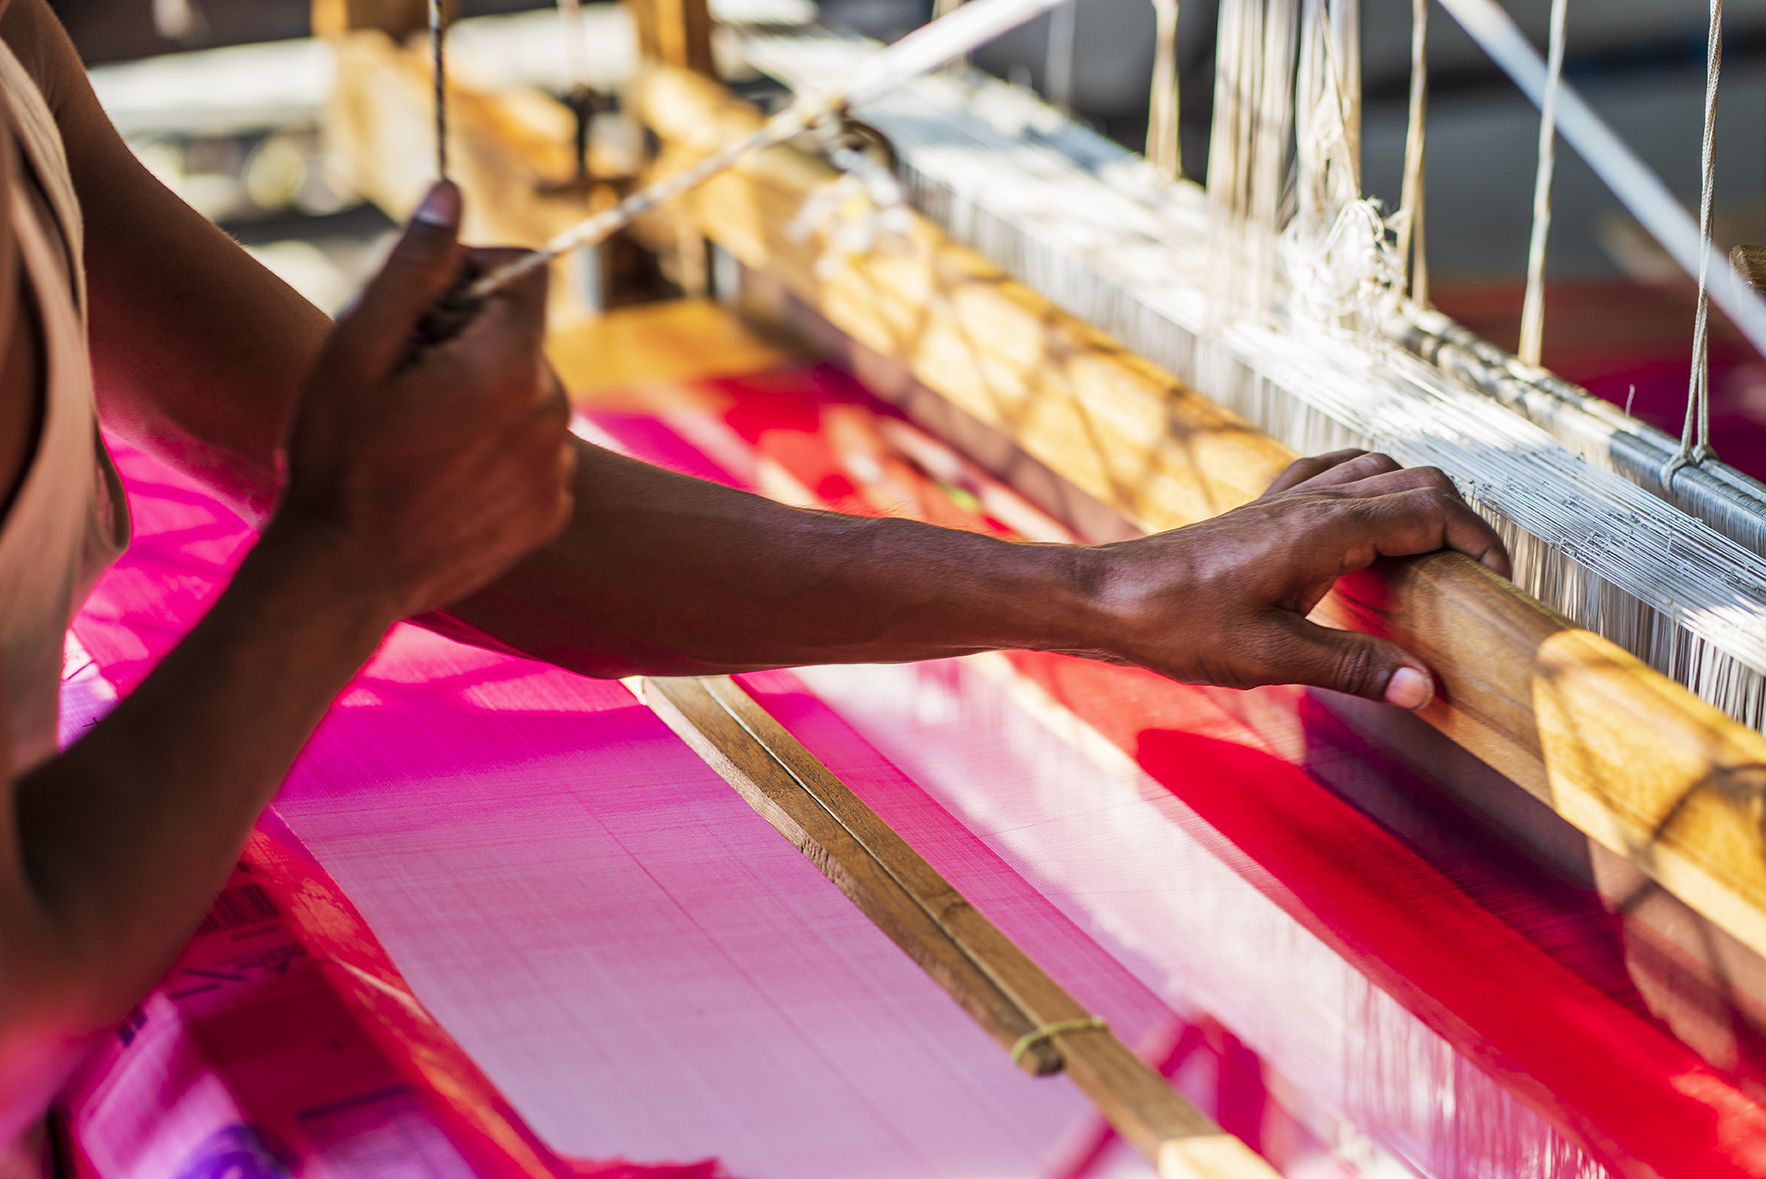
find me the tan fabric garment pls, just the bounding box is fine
[0,38,127,776]
[0,36,129,1169]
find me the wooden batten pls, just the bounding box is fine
[323,43,1766,980]
[639,674,1279,1179]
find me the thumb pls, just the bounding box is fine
[333,181,465,373]
[1260,613,1436,709]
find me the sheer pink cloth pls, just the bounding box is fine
[62,363,1766,1178]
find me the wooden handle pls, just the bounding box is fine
[638,675,1279,1177]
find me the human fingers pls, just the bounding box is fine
[1251,611,1436,709]
[329,182,466,379]
[1343,484,1511,577]
[446,248,550,397]
[1282,451,1406,494]
[1314,463,1459,501]
[1260,450,1371,497]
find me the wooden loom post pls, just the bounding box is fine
[626,0,715,76]
[639,674,1280,1179]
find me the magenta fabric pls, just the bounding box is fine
[61,357,1766,1177]
[66,438,1154,1179]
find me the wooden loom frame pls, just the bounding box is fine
[317,5,1766,1173]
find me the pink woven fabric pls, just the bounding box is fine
[65,437,1158,1179]
[62,359,1766,1177]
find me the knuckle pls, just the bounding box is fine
[1334,642,1384,697]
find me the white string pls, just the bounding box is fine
[1147,0,1181,182]
[1045,0,1077,114]
[430,0,447,180]
[1667,0,1724,482]
[1395,0,1427,306]
[1435,0,1766,364]
[1517,0,1566,367]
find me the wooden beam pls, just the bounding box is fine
[639,674,1279,1179]
[623,64,1766,965]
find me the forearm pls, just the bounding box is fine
[9,523,393,1029]
[434,439,1114,677]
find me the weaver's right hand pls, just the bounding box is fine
[273,181,576,620]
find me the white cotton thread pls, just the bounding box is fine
[1517,0,1567,367]
[1666,0,1725,484]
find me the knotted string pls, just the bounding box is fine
[1517,0,1567,367]
[430,0,448,180]
[1666,0,1724,484]
[1009,1016,1108,1066]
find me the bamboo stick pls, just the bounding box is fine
[638,674,1279,1179]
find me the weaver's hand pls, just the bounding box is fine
[1091,450,1510,709]
[273,182,575,619]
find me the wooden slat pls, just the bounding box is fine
[639,674,1278,1179]
[638,674,1064,1076]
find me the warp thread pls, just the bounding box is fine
[1517,0,1568,367]
[1009,1016,1109,1066]
[1666,0,1725,483]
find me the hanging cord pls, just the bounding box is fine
[1395,0,1427,306]
[1517,0,1567,366]
[1045,0,1077,114]
[1147,0,1181,182]
[1666,0,1724,483]
[429,0,448,180]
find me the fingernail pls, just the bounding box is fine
[413,181,460,227]
[1385,666,1434,710]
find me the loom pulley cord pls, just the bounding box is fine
[1517,0,1567,368]
[1395,0,1427,307]
[1667,0,1725,484]
[1147,0,1181,183]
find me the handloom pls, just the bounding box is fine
[56,1,1766,1177]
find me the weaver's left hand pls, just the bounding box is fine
[1086,450,1510,709]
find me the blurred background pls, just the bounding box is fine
[43,0,1766,472]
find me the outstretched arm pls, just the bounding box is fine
[11,0,1507,709]
[429,446,1505,709]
